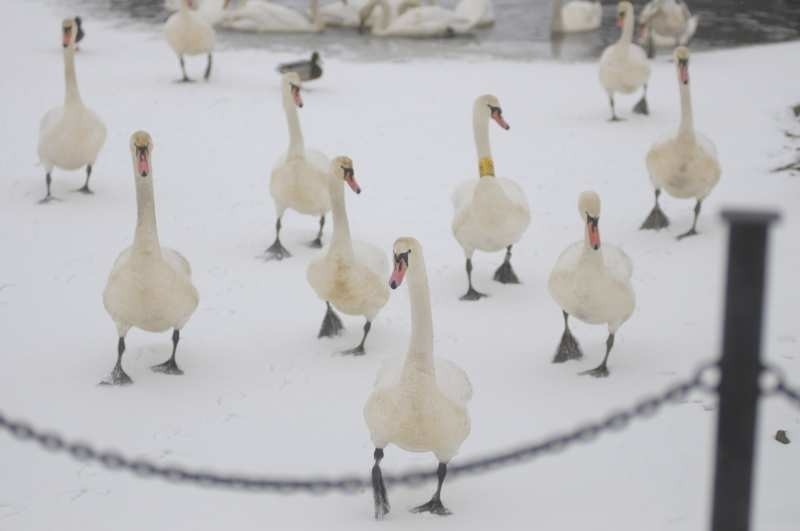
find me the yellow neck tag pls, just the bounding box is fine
[479,157,495,177]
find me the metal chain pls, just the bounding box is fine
[0,363,719,495]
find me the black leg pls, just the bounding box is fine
[38,172,56,204]
[493,245,521,284]
[580,333,615,378]
[608,94,623,122]
[677,198,703,240]
[151,329,184,375]
[342,320,371,356]
[553,311,583,363]
[308,215,325,248]
[372,448,390,520]
[646,32,655,59]
[100,337,133,385]
[640,188,670,230]
[633,84,650,116]
[178,55,193,83]
[77,164,93,194]
[264,216,292,260]
[318,301,344,338]
[411,462,452,516]
[204,53,212,81]
[460,258,487,301]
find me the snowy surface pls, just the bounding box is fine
[1,1,799,530]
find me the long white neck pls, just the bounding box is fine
[283,88,305,159]
[368,0,392,32]
[63,46,81,105]
[618,9,634,47]
[327,177,354,259]
[180,0,191,13]
[677,76,695,142]
[473,100,493,177]
[132,172,162,259]
[309,0,320,25]
[402,247,435,375]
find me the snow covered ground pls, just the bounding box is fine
[1,1,799,530]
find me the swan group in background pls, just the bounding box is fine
[548,191,635,377]
[165,0,216,81]
[638,0,699,58]
[365,237,472,519]
[550,0,602,34]
[641,47,721,239]
[267,73,331,260]
[307,157,390,354]
[599,1,651,121]
[219,0,325,33]
[451,95,531,300]
[102,131,199,385]
[37,18,106,202]
[359,0,485,37]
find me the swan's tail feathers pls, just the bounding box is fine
[318,301,345,338]
[553,312,583,363]
[493,245,521,284]
[372,448,390,520]
[640,190,670,231]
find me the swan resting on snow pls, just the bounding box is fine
[548,191,635,377]
[451,95,531,300]
[598,1,651,121]
[550,0,602,34]
[641,47,721,239]
[366,237,472,518]
[359,0,485,37]
[165,0,216,82]
[307,157,389,354]
[102,132,199,385]
[638,0,699,58]
[219,0,325,33]
[37,18,106,203]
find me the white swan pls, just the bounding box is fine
[102,131,199,385]
[165,0,216,81]
[641,47,721,239]
[365,237,472,519]
[164,0,227,25]
[266,73,331,260]
[638,0,699,58]
[321,0,420,29]
[37,18,106,203]
[598,1,651,121]
[550,0,602,34]
[548,191,635,377]
[451,95,531,300]
[220,0,325,33]
[454,0,494,28]
[360,0,484,37]
[307,157,390,354]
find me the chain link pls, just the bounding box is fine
[0,364,718,495]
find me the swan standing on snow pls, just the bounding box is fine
[641,47,720,239]
[638,0,698,58]
[550,0,602,34]
[220,0,325,33]
[307,157,389,354]
[451,95,531,300]
[599,2,651,121]
[359,0,484,37]
[267,73,331,260]
[102,132,199,385]
[548,191,635,377]
[165,0,216,82]
[37,18,106,203]
[366,237,472,519]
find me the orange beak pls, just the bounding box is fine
[291,85,303,108]
[616,15,624,28]
[491,109,510,130]
[587,218,601,250]
[62,29,71,47]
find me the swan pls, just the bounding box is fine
[548,191,635,377]
[454,0,494,28]
[322,0,421,28]
[164,0,228,24]
[101,131,199,385]
[638,0,699,58]
[219,0,325,33]
[360,0,484,37]
[550,0,602,34]
[266,72,331,260]
[165,0,216,82]
[307,157,390,354]
[451,95,531,300]
[37,18,106,203]
[366,237,472,519]
[641,47,721,239]
[598,1,651,121]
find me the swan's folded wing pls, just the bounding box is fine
[305,149,330,174]
[436,358,473,405]
[39,107,63,135]
[110,247,133,272]
[164,248,193,277]
[552,241,583,272]
[495,177,530,211]
[353,241,389,278]
[602,244,633,282]
[451,179,477,211]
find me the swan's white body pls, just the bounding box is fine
[362,0,483,36]
[307,163,389,323]
[639,0,698,47]
[455,0,494,28]
[164,0,227,25]
[37,36,106,185]
[599,3,650,99]
[551,0,602,33]
[270,74,331,222]
[452,97,530,258]
[165,0,216,56]
[220,0,325,32]
[365,238,471,462]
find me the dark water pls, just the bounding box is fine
[60,0,800,60]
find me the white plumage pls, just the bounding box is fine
[361,0,485,36]
[219,0,325,32]
[165,0,216,81]
[551,0,602,34]
[638,0,699,54]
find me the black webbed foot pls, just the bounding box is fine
[633,96,649,116]
[151,357,183,375]
[264,239,292,261]
[553,327,583,363]
[640,204,670,230]
[318,303,344,338]
[493,258,520,284]
[459,287,487,301]
[676,228,699,240]
[580,364,610,378]
[411,497,452,516]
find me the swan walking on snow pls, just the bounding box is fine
[165,0,216,82]
[307,157,389,354]
[599,2,651,121]
[37,18,106,203]
[641,47,721,239]
[549,191,635,377]
[638,0,698,58]
[550,0,602,34]
[366,237,472,519]
[267,73,331,260]
[102,132,199,385]
[451,95,531,300]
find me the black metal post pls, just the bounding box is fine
[711,210,780,531]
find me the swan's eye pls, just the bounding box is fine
[488,105,501,115]
[394,250,410,266]
[341,166,354,179]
